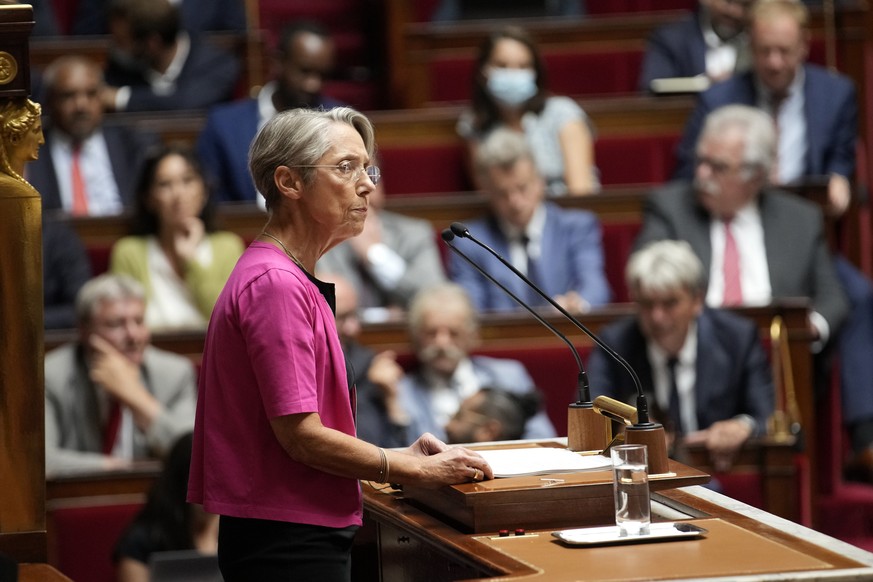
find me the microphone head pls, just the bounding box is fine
[450,222,471,238]
[441,228,455,242]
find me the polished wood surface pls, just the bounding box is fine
[363,481,872,581]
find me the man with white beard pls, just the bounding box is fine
[397,283,555,444]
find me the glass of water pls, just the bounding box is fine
[611,444,651,536]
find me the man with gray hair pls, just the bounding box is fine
[398,282,555,443]
[637,104,847,339]
[636,104,873,483]
[448,127,610,314]
[588,240,774,469]
[45,274,197,476]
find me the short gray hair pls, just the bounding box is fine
[248,107,376,212]
[474,127,534,176]
[699,104,776,175]
[75,274,146,326]
[626,240,705,297]
[407,282,478,336]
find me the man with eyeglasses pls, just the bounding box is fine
[637,104,873,484]
[317,162,446,322]
[639,104,847,346]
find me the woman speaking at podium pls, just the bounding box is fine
[187,107,492,581]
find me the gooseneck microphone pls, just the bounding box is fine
[444,225,609,452]
[442,228,591,403]
[449,222,650,423]
[448,222,669,470]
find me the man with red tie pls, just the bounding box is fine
[27,55,159,215]
[45,274,196,476]
[637,104,847,345]
[634,104,873,482]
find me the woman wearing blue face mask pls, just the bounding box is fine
[457,25,599,196]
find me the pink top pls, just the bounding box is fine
[188,242,361,527]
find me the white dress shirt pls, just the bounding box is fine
[706,203,772,307]
[647,323,699,433]
[500,203,547,276]
[756,67,807,184]
[49,131,124,216]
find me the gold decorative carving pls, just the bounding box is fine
[0,51,18,86]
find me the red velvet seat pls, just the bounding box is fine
[48,500,143,582]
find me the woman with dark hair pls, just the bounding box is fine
[109,144,244,330]
[458,25,598,196]
[114,432,218,582]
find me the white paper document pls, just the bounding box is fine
[478,448,612,478]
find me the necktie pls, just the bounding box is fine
[102,400,121,455]
[722,219,743,306]
[71,146,89,216]
[666,357,683,436]
[521,234,542,304]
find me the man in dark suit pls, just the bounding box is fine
[197,21,345,203]
[638,0,752,93]
[637,104,873,482]
[27,56,159,215]
[101,0,240,112]
[673,0,856,216]
[588,240,773,470]
[640,104,848,350]
[447,127,611,314]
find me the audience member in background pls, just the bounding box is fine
[45,274,197,476]
[109,145,244,331]
[457,25,598,196]
[198,20,344,204]
[318,167,445,322]
[327,274,410,448]
[114,432,218,582]
[43,216,92,329]
[432,0,584,21]
[72,0,245,36]
[449,127,610,314]
[588,240,773,470]
[28,56,159,215]
[638,0,753,93]
[636,104,873,482]
[399,283,556,444]
[446,388,543,444]
[101,0,240,112]
[674,0,856,217]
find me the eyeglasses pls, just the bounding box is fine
[694,156,753,176]
[290,161,381,185]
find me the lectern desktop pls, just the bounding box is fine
[362,440,873,581]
